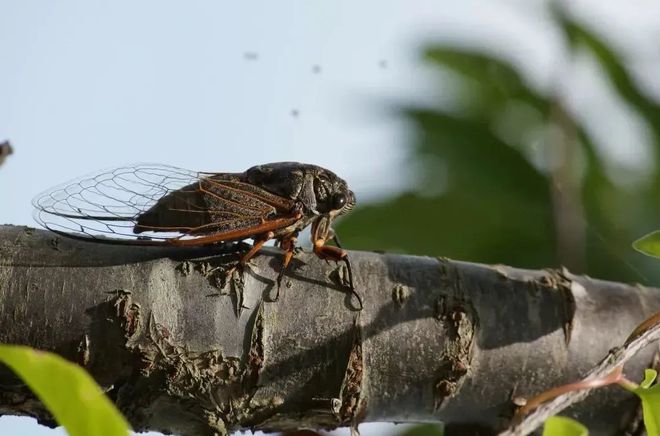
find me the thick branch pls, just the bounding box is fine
[0,225,658,435]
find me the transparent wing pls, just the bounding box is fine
[33,163,301,245]
[33,164,222,242]
[33,164,202,242]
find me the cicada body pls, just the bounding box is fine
[33,162,361,308]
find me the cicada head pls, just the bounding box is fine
[245,162,356,217]
[308,168,355,243]
[245,162,355,241]
[313,177,355,217]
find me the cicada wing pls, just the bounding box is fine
[33,163,298,245]
[33,164,202,242]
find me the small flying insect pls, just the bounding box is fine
[33,162,361,309]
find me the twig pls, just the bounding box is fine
[0,140,12,167]
[499,310,660,436]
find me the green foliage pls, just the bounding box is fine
[623,369,660,436]
[542,416,588,436]
[556,9,660,150]
[633,231,660,259]
[0,345,130,436]
[399,423,444,436]
[337,4,660,283]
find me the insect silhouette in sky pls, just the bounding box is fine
[33,162,361,309]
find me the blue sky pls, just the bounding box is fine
[2,1,660,435]
[0,0,587,225]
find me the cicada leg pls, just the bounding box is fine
[313,238,363,311]
[273,234,297,301]
[328,229,344,250]
[221,231,274,294]
[240,231,275,266]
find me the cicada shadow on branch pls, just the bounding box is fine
[33,162,362,309]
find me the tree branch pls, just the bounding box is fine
[501,311,660,435]
[0,224,658,435]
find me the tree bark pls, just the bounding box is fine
[0,224,658,435]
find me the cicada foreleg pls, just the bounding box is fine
[327,228,343,249]
[313,238,363,311]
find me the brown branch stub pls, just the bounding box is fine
[625,310,660,346]
[0,140,12,167]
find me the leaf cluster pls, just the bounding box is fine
[338,6,660,284]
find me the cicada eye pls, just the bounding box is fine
[332,193,347,210]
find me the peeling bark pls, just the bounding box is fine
[0,225,659,435]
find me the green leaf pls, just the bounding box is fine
[337,111,558,269]
[555,7,660,181]
[424,47,548,117]
[641,369,658,389]
[630,371,660,436]
[633,231,660,258]
[542,416,588,436]
[0,345,130,436]
[399,423,444,436]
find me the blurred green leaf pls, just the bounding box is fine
[552,9,660,284]
[542,416,588,436]
[556,9,660,190]
[399,423,444,436]
[0,345,130,436]
[626,369,660,436]
[633,231,660,258]
[339,7,660,284]
[424,48,548,118]
[557,12,660,129]
[339,110,557,269]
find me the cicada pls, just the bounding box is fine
[33,162,361,309]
